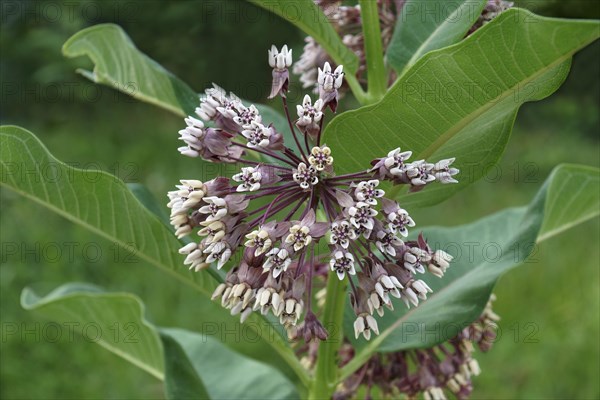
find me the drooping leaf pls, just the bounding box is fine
[340,164,600,377]
[22,284,299,399]
[0,125,217,295]
[161,328,299,400]
[387,0,487,73]
[248,0,359,74]
[62,24,291,136]
[63,24,199,116]
[161,333,211,399]
[323,9,600,207]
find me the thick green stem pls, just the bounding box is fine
[309,274,348,399]
[344,73,369,105]
[359,0,387,102]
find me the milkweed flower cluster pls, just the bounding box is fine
[167,45,459,341]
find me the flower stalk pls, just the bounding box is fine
[310,274,347,399]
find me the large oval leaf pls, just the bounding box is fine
[323,9,600,207]
[22,284,299,399]
[387,0,487,73]
[340,164,600,379]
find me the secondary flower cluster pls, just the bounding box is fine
[294,0,514,92]
[167,45,459,341]
[333,295,501,400]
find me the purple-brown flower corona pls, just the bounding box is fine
[168,45,459,342]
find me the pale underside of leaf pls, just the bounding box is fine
[387,0,487,73]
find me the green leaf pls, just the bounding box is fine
[63,24,199,116]
[0,125,217,295]
[387,0,487,73]
[22,284,299,399]
[161,328,299,400]
[21,283,165,380]
[323,9,600,207]
[248,0,359,74]
[340,164,600,379]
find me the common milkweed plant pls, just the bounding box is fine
[2,0,599,399]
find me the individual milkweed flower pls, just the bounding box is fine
[351,288,380,340]
[168,45,460,342]
[353,179,385,205]
[280,274,305,327]
[242,121,272,148]
[382,198,415,237]
[318,62,344,111]
[348,201,378,231]
[296,95,324,139]
[253,273,284,316]
[293,162,319,189]
[203,240,232,270]
[403,247,430,274]
[198,196,228,222]
[268,45,292,99]
[329,220,357,249]
[429,250,454,278]
[329,250,356,280]
[232,166,262,192]
[263,247,292,278]
[384,147,413,176]
[285,210,329,252]
[233,104,261,128]
[433,158,460,184]
[406,160,436,187]
[308,145,333,171]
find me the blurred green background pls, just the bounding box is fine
[1,0,598,398]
